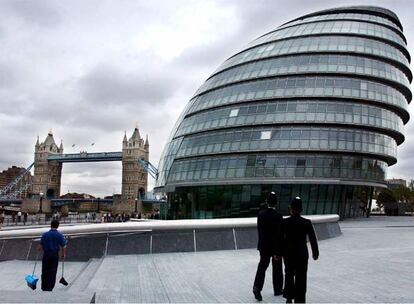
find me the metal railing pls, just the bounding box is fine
[137,159,158,179]
[0,163,34,198]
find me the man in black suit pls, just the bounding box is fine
[281,197,319,303]
[253,192,283,301]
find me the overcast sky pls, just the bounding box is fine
[1,0,413,197]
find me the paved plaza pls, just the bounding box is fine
[0,216,413,303]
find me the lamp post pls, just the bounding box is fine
[135,198,138,214]
[39,192,44,214]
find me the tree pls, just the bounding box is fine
[392,185,412,203]
[376,189,397,214]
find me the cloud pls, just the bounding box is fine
[3,0,61,27]
[0,63,16,88]
[79,63,178,106]
[1,0,414,197]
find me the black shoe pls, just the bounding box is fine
[274,290,283,296]
[253,287,262,301]
[286,299,293,303]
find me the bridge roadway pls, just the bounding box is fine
[0,216,413,303]
[48,152,122,163]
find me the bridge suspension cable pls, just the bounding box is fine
[137,159,158,180]
[0,163,34,199]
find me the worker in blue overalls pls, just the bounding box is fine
[38,219,67,291]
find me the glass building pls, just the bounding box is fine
[155,6,412,219]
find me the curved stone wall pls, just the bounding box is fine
[0,216,340,261]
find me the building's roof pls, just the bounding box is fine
[43,132,56,146]
[282,6,402,30]
[130,127,141,140]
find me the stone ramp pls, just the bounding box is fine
[0,290,95,303]
[67,258,103,292]
[0,260,86,291]
[1,217,413,303]
[90,218,414,303]
[0,260,97,303]
[88,255,171,303]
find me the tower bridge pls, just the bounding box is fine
[0,127,161,214]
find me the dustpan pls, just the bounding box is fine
[25,251,39,290]
[25,274,39,290]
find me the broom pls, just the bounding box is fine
[59,256,68,286]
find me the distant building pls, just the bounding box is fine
[60,192,96,199]
[57,192,99,213]
[386,178,407,190]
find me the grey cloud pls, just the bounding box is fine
[172,0,333,80]
[0,63,16,88]
[1,0,414,196]
[174,38,238,71]
[80,64,178,107]
[3,0,61,27]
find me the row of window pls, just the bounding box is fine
[123,175,145,182]
[169,184,372,218]
[168,154,387,183]
[198,54,409,96]
[248,20,406,51]
[188,76,408,115]
[156,137,184,188]
[216,36,409,75]
[279,12,402,32]
[176,101,403,138]
[176,127,397,160]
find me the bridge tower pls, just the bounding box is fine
[120,127,149,213]
[32,130,63,199]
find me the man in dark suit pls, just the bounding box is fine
[253,192,283,301]
[281,197,319,303]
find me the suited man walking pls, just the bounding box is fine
[253,192,283,301]
[281,197,319,303]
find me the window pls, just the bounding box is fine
[261,131,272,140]
[229,109,239,117]
[296,159,306,167]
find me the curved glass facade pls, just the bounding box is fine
[215,36,411,77]
[176,101,405,140]
[156,6,411,219]
[197,55,410,95]
[248,20,407,51]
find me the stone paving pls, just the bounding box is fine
[0,216,413,303]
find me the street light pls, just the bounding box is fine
[135,198,138,214]
[39,192,44,213]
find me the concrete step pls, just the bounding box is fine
[67,258,103,292]
[0,290,95,303]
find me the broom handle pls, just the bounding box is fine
[32,249,39,275]
[61,257,64,277]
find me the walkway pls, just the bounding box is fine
[0,216,413,303]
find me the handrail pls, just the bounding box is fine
[0,215,339,240]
